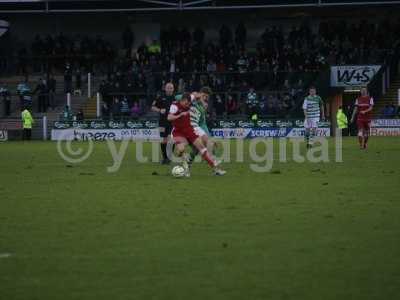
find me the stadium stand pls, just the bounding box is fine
[1,15,400,125]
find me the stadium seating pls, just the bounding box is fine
[1,18,400,121]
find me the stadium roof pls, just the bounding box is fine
[1,0,400,13]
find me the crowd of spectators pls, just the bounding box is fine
[2,18,400,119]
[0,76,57,115]
[97,79,304,120]
[16,33,115,75]
[8,18,400,78]
[381,104,400,118]
[95,19,399,119]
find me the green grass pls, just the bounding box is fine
[0,138,399,300]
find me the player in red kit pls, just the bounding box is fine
[351,87,374,149]
[167,93,226,176]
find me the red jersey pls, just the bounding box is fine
[169,101,191,131]
[355,96,374,121]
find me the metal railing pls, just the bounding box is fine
[0,91,68,116]
[1,0,400,13]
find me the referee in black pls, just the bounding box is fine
[152,82,175,164]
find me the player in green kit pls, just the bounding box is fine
[188,87,217,165]
[303,86,325,148]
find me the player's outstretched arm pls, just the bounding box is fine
[167,113,177,122]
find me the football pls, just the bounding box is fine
[171,166,185,177]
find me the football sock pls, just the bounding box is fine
[161,143,167,160]
[200,148,216,168]
[305,129,310,144]
[189,148,199,164]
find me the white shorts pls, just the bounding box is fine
[193,127,206,137]
[304,118,320,129]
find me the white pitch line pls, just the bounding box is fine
[0,253,12,258]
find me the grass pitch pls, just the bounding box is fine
[0,138,399,300]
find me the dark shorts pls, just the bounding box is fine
[357,119,371,132]
[159,123,172,138]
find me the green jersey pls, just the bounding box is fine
[303,95,323,119]
[190,101,210,134]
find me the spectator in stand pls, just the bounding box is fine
[76,109,84,121]
[17,47,28,75]
[389,104,397,118]
[219,25,232,48]
[31,35,44,73]
[0,84,11,116]
[214,76,225,92]
[179,27,191,46]
[130,101,142,118]
[64,63,72,93]
[74,68,82,96]
[206,60,217,73]
[120,97,130,118]
[282,79,291,93]
[122,26,134,58]
[237,55,249,73]
[246,87,259,116]
[282,93,292,113]
[101,102,109,119]
[177,78,186,94]
[137,42,148,57]
[216,58,226,73]
[382,105,392,118]
[99,80,111,107]
[267,95,278,115]
[33,78,48,113]
[148,39,161,54]
[21,94,32,109]
[62,105,72,121]
[227,95,238,115]
[111,97,121,119]
[214,94,225,116]
[259,94,268,115]
[193,27,205,46]
[48,75,56,110]
[235,22,247,49]
[169,59,176,74]
[237,81,248,95]
[17,78,31,107]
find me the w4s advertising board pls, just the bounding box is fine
[330,65,381,87]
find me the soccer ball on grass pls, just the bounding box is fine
[171,165,185,178]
